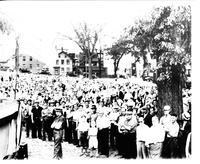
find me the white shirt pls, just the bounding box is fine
[136,123,149,142]
[160,114,172,130]
[77,121,90,132]
[96,116,110,129]
[109,112,119,122]
[88,127,98,136]
[166,122,179,138]
[146,124,165,144]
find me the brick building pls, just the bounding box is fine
[18,54,46,73]
[0,54,46,73]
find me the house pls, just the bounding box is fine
[78,51,107,78]
[53,48,76,76]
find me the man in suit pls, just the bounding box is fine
[31,100,43,139]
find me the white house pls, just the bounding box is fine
[53,48,75,75]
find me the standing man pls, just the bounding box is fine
[31,100,43,139]
[146,116,165,158]
[163,113,180,158]
[96,110,110,157]
[51,108,65,159]
[109,105,120,150]
[42,102,53,141]
[23,99,33,138]
[136,116,149,159]
[160,105,172,130]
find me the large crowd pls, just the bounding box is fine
[0,72,191,159]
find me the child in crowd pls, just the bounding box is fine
[76,114,90,156]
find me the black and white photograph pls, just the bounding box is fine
[0,0,194,160]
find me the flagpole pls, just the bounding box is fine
[14,36,19,100]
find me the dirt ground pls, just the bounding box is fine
[20,130,123,160]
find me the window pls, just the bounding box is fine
[37,64,40,67]
[66,67,70,72]
[30,64,32,69]
[61,67,64,72]
[93,62,97,67]
[66,59,70,65]
[23,56,26,61]
[56,60,59,65]
[30,56,32,61]
[61,59,64,65]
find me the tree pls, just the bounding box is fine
[0,15,12,34]
[106,35,131,77]
[127,6,191,119]
[66,23,101,79]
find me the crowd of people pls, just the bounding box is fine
[0,72,191,159]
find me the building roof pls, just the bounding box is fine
[58,51,75,61]
[0,60,8,64]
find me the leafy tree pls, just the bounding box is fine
[106,35,131,77]
[128,6,191,119]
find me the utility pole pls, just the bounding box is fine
[14,36,19,100]
[98,49,103,78]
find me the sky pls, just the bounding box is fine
[0,1,194,73]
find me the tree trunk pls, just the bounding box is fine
[113,61,118,78]
[157,64,183,120]
[88,56,92,79]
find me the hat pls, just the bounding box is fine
[125,110,133,115]
[163,105,171,111]
[182,112,190,120]
[49,100,55,104]
[55,108,62,112]
[113,105,120,109]
[34,100,39,104]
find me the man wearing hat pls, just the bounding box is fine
[160,105,172,130]
[51,107,65,159]
[31,100,43,139]
[118,109,138,159]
